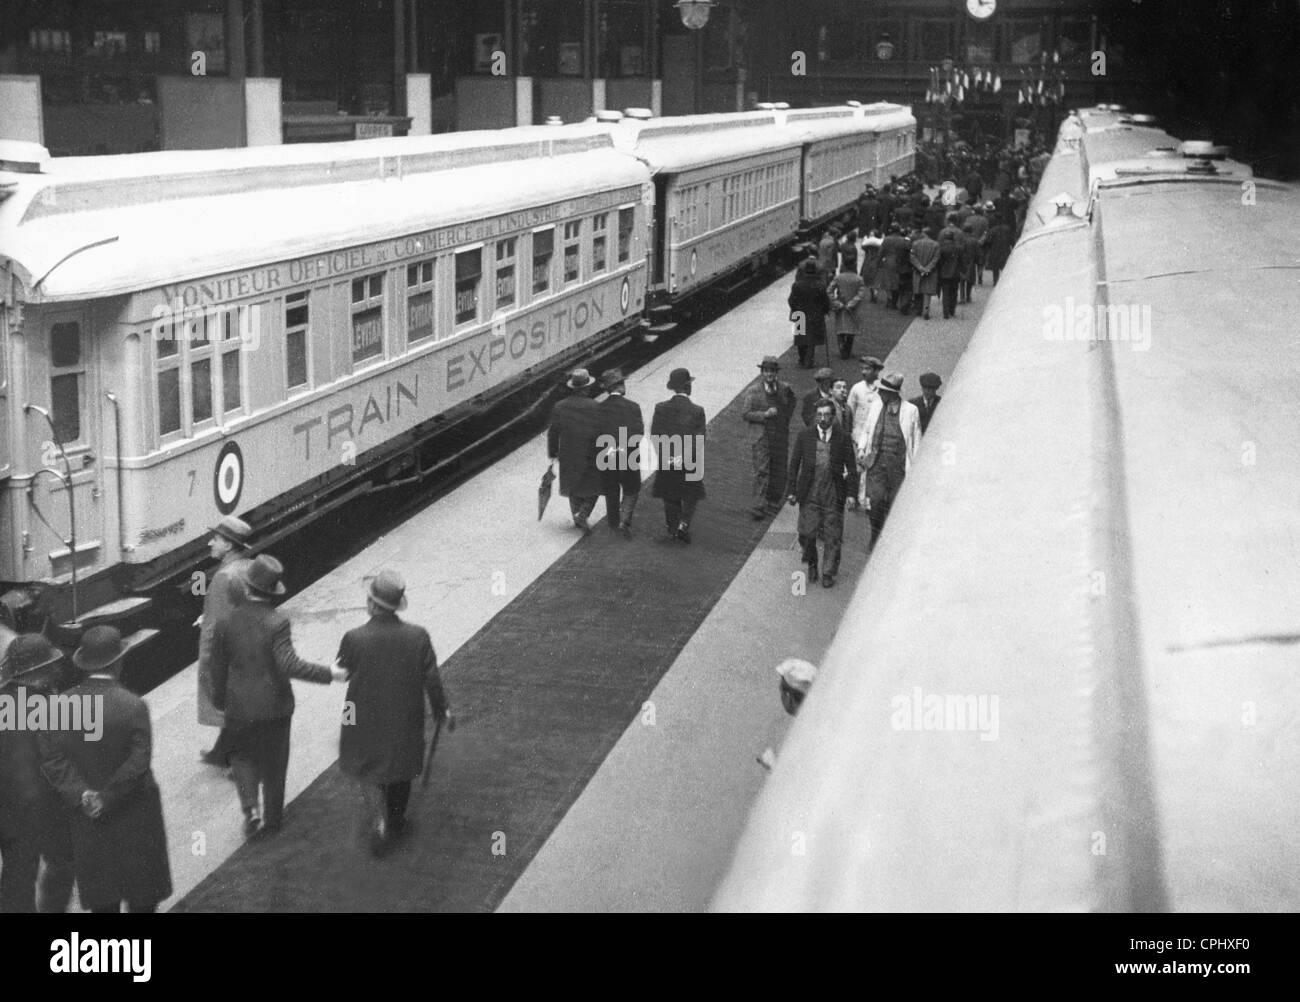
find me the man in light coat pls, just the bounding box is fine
[337,571,450,855]
[846,355,884,444]
[855,371,920,542]
[742,356,797,519]
[198,515,253,768]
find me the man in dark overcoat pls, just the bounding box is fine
[787,258,830,368]
[210,555,344,837]
[197,515,253,768]
[337,571,450,855]
[650,367,707,543]
[38,627,171,913]
[0,634,75,913]
[596,368,644,537]
[787,399,859,589]
[547,368,603,532]
[742,356,798,519]
[909,372,943,434]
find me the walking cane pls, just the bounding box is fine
[420,712,452,788]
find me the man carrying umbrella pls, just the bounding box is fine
[547,369,603,532]
[337,571,450,856]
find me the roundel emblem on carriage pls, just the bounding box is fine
[620,277,631,315]
[213,441,244,515]
[690,249,698,277]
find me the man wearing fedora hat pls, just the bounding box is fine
[596,367,644,537]
[743,356,797,519]
[855,371,920,542]
[547,369,603,532]
[197,515,254,768]
[210,555,347,837]
[0,634,75,913]
[38,626,172,913]
[650,367,707,543]
[337,571,450,854]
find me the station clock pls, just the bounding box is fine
[966,0,997,20]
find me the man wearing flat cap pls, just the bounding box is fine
[210,555,347,837]
[0,634,75,913]
[742,356,797,519]
[337,571,450,854]
[855,371,920,542]
[650,367,707,543]
[800,367,837,429]
[909,372,943,434]
[596,368,644,537]
[39,626,172,913]
[197,515,254,768]
[547,369,603,532]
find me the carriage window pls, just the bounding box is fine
[49,321,84,444]
[453,249,481,327]
[220,307,247,415]
[406,259,435,345]
[533,228,554,294]
[157,367,181,437]
[286,291,310,389]
[618,207,634,263]
[188,312,216,427]
[351,273,384,364]
[563,220,581,285]
[591,214,608,274]
[493,239,517,311]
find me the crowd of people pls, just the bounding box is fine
[0,516,452,913]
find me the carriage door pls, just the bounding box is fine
[36,312,103,586]
[652,175,670,287]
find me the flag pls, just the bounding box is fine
[994,74,1002,93]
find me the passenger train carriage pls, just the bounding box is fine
[716,107,1300,912]
[0,102,913,652]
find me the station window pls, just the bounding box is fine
[351,273,385,364]
[285,291,311,389]
[618,207,634,263]
[592,214,608,273]
[563,220,581,284]
[494,239,517,310]
[533,228,554,294]
[49,321,84,444]
[406,259,435,345]
[455,249,481,326]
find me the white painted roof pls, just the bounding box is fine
[4,145,648,302]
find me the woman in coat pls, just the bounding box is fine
[837,229,859,273]
[788,258,830,368]
[828,260,867,359]
[985,220,1014,286]
[859,229,883,302]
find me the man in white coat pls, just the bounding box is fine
[846,355,884,443]
[855,370,920,543]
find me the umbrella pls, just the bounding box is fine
[420,711,455,788]
[538,461,555,520]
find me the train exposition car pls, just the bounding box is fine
[716,107,1300,912]
[0,102,914,655]
[0,127,652,641]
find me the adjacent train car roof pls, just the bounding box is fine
[0,131,646,302]
[715,113,1300,912]
[613,111,803,173]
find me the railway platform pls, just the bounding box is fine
[148,270,990,912]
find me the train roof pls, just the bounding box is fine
[0,133,646,302]
[716,113,1300,911]
[612,111,803,172]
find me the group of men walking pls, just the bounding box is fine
[0,516,455,912]
[544,346,944,592]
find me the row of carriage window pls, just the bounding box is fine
[674,162,798,243]
[145,208,635,440]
